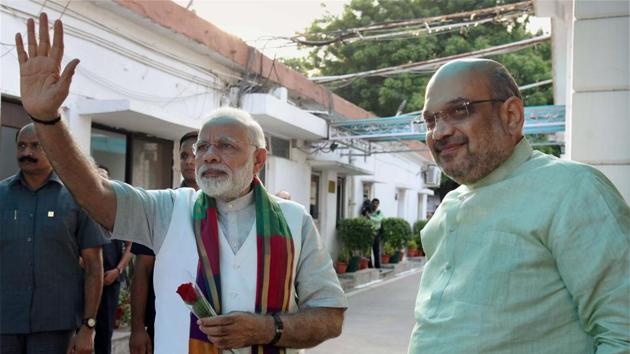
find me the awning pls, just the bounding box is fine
[76,98,196,140]
[308,159,373,176]
[241,93,327,140]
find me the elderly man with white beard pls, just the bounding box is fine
[14,13,347,354]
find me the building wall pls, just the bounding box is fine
[569,1,630,201]
[1,0,433,255]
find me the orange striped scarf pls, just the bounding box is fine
[190,177,294,354]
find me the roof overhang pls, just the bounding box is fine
[241,93,328,140]
[76,98,195,140]
[308,159,373,176]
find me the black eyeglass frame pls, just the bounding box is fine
[421,98,507,130]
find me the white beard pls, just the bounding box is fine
[196,157,254,201]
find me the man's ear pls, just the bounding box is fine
[253,148,267,175]
[500,96,525,138]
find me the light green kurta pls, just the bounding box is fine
[408,138,630,354]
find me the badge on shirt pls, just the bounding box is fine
[47,211,55,218]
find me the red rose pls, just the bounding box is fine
[176,283,197,303]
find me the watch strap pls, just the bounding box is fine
[268,313,283,346]
[28,114,61,125]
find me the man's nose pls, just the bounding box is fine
[201,147,221,164]
[430,118,455,141]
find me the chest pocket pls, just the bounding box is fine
[0,208,21,241]
[42,201,79,246]
[449,231,518,307]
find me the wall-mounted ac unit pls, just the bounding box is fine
[424,165,441,187]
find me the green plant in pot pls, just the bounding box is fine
[407,239,418,257]
[381,217,412,263]
[382,242,395,264]
[412,219,428,256]
[337,218,375,272]
[336,247,350,274]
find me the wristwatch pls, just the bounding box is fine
[268,313,283,346]
[82,317,96,329]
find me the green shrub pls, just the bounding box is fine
[412,219,428,251]
[383,242,395,256]
[337,218,375,257]
[407,240,417,250]
[381,217,412,250]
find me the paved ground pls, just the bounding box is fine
[308,269,422,354]
[113,268,423,354]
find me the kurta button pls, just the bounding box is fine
[233,264,240,270]
[445,264,452,271]
[448,227,455,233]
[26,238,32,242]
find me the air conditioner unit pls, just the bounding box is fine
[424,165,441,187]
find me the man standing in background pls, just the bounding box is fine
[129,131,198,354]
[95,165,133,354]
[368,198,384,269]
[0,124,107,354]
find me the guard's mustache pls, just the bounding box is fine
[18,156,38,163]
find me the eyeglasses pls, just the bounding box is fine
[421,98,506,131]
[192,139,258,157]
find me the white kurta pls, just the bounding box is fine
[153,188,304,354]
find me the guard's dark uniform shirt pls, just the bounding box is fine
[0,172,108,334]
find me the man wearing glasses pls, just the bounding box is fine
[408,58,629,353]
[14,14,346,354]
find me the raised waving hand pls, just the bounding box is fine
[15,12,79,120]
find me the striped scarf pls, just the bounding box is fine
[189,177,295,354]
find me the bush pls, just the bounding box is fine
[337,218,375,257]
[383,242,395,256]
[412,219,428,251]
[381,217,412,250]
[407,240,417,250]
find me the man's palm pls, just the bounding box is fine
[16,14,79,119]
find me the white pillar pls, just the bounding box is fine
[569,0,630,201]
[63,103,92,154]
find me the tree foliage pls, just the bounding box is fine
[284,0,553,117]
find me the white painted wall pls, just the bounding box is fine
[1,0,434,255]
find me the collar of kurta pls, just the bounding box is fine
[467,137,533,190]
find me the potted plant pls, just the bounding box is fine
[412,219,428,256]
[407,240,418,257]
[336,247,350,274]
[381,217,412,263]
[382,242,395,264]
[337,218,375,272]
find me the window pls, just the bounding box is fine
[91,128,127,182]
[310,174,320,220]
[1,98,30,180]
[269,136,291,159]
[91,124,173,189]
[131,136,173,189]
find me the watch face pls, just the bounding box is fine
[86,318,96,328]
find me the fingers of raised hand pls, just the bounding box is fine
[27,18,37,58]
[15,33,27,64]
[51,19,64,63]
[38,13,51,56]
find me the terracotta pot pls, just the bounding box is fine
[336,261,348,274]
[381,255,390,264]
[407,248,418,257]
[359,257,369,270]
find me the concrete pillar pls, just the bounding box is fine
[569,0,630,201]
